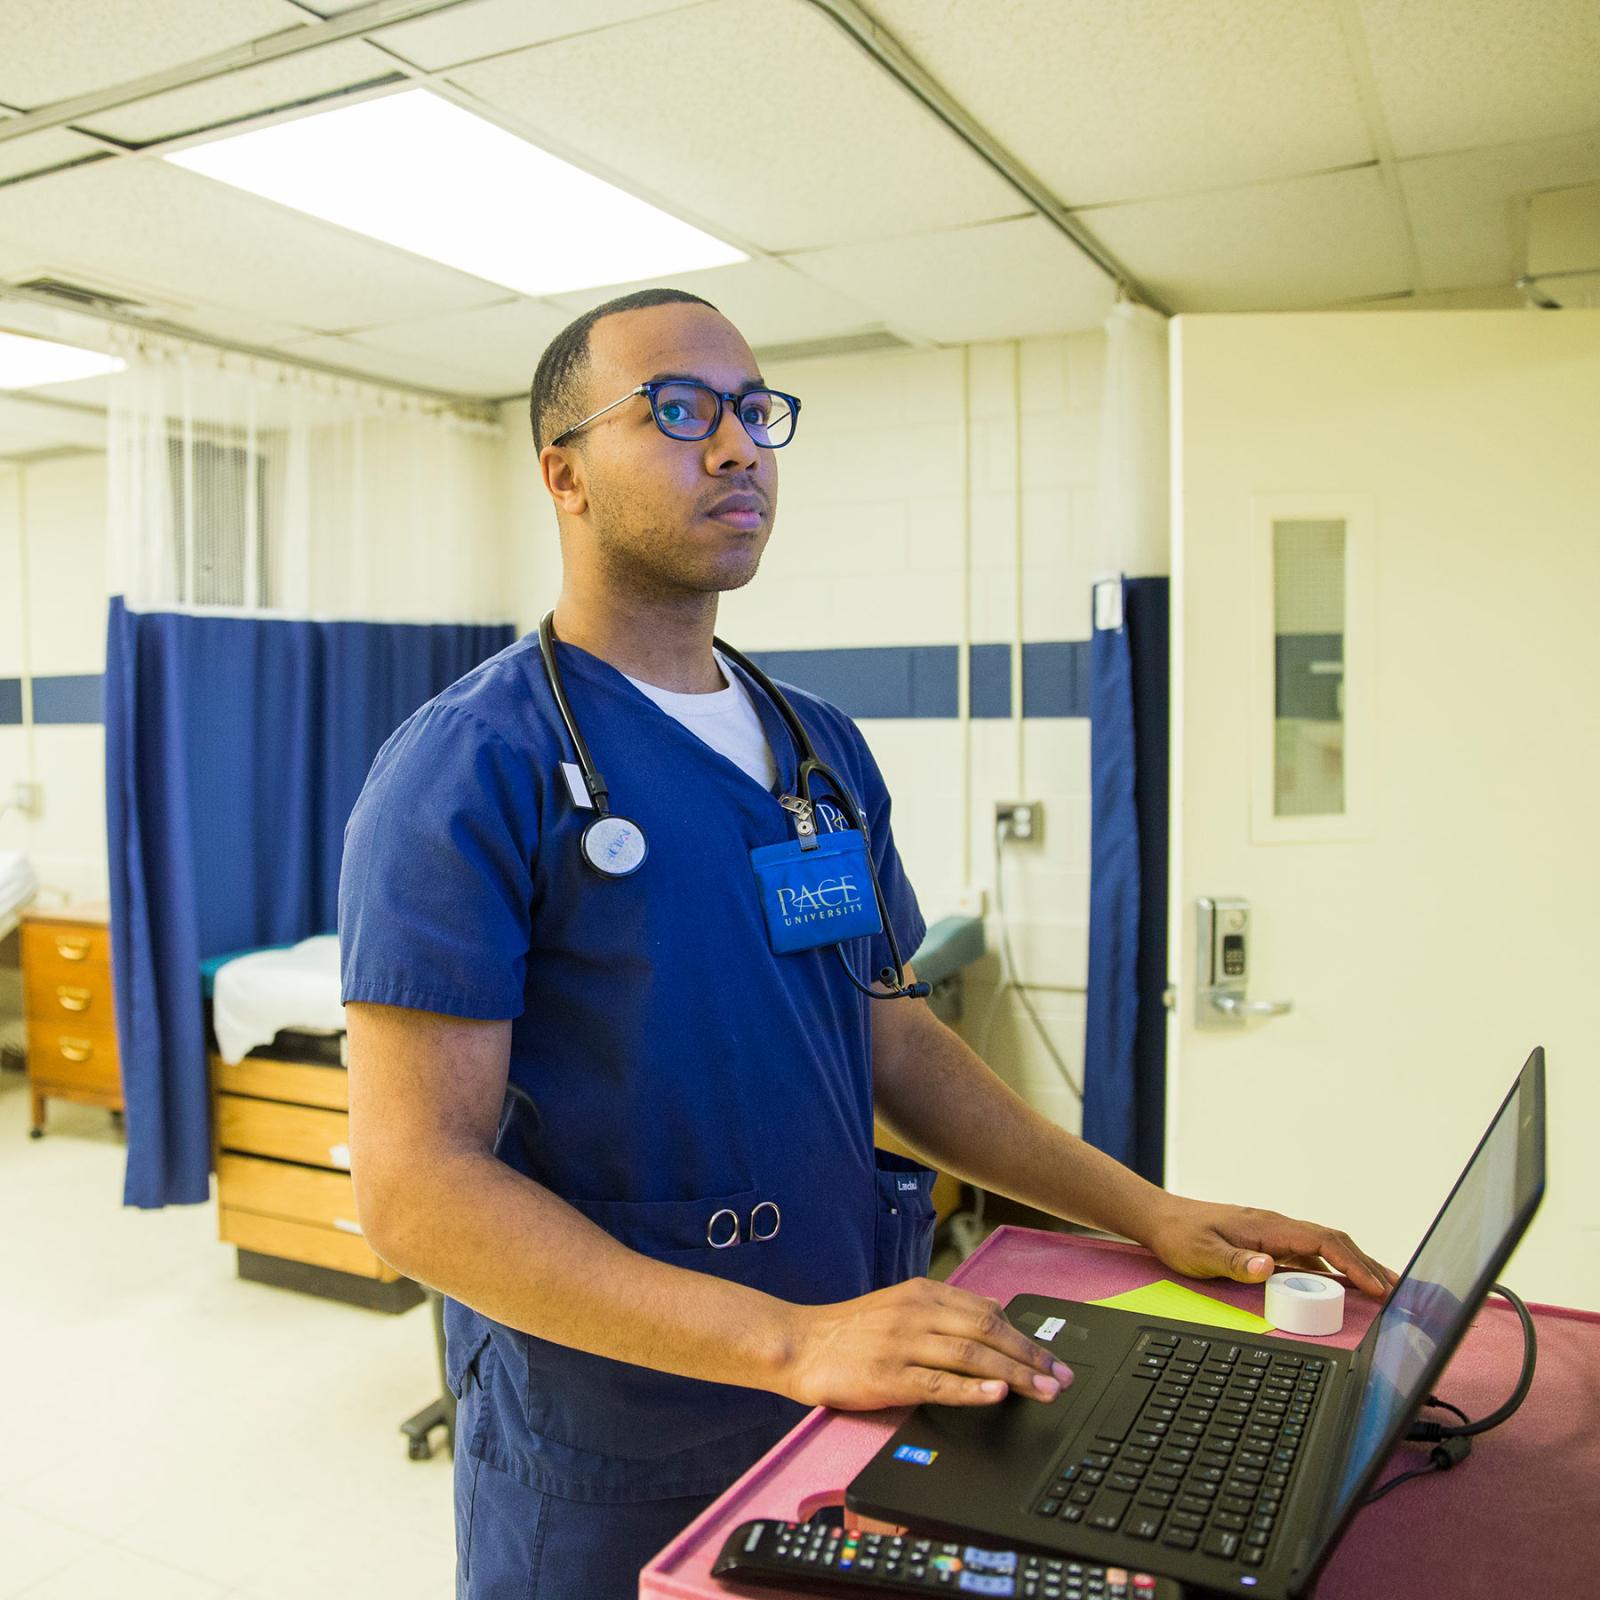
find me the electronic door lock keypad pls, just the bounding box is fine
[1196,897,1293,1028]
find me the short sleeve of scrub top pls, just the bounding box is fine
[339,700,537,1020]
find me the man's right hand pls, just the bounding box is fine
[778,1278,1074,1411]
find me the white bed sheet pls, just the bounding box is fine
[0,851,37,942]
[212,935,345,1065]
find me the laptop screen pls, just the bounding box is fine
[1322,1051,1545,1527]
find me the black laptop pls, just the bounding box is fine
[848,1048,1546,1598]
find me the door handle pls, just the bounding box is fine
[56,985,92,1012]
[1210,994,1293,1019]
[55,936,91,961]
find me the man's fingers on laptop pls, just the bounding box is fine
[905,1367,1016,1406]
[933,1287,1073,1385]
[1287,1226,1394,1297]
[918,1335,1070,1402]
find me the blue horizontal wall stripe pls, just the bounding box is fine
[970,643,1012,718]
[33,674,103,725]
[3,648,1094,731]
[746,641,1091,719]
[748,644,958,719]
[1025,640,1093,717]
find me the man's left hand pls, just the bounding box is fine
[1143,1197,1398,1300]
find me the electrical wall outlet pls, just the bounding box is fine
[995,801,1042,842]
[10,781,41,818]
[957,885,988,918]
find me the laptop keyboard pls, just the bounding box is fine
[1031,1330,1327,1568]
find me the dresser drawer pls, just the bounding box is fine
[216,1154,363,1235]
[25,967,115,1029]
[219,1207,396,1280]
[216,1093,350,1170]
[28,1020,121,1096]
[22,921,112,977]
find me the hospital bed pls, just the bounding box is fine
[0,852,39,1072]
[208,936,445,1455]
[0,849,38,944]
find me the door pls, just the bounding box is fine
[1167,310,1600,1310]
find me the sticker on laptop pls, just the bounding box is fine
[1036,1316,1066,1342]
[893,1445,939,1467]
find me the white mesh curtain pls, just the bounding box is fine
[107,335,508,623]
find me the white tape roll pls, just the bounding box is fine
[1265,1271,1345,1336]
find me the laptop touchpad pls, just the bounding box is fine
[919,1361,1101,1460]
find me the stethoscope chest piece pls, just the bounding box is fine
[581,814,648,877]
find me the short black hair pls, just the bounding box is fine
[529,287,719,450]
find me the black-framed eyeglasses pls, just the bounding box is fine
[552,379,801,449]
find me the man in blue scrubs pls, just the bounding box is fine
[339,289,1395,1599]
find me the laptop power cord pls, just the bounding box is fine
[1362,1283,1537,1506]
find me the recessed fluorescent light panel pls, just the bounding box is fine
[0,331,125,389]
[166,89,747,297]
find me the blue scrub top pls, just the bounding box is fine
[339,633,930,1503]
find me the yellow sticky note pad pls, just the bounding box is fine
[1090,1279,1275,1335]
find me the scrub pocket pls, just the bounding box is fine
[516,1186,794,1481]
[872,1148,938,1288]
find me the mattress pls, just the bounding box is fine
[212,935,345,1065]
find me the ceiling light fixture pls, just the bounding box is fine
[0,330,126,389]
[166,89,747,297]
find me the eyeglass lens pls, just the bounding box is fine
[650,381,795,448]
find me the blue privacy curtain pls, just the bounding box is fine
[1082,576,1170,1182]
[105,598,513,1208]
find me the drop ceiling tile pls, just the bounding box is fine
[0,122,107,182]
[1357,0,1600,157]
[788,216,1116,343]
[79,41,400,144]
[446,0,1022,253]
[369,0,705,71]
[867,0,1374,205]
[351,298,572,392]
[271,332,503,395]
[0,0,316,108]
[544,257,885,350]
[0,157,511,332]
[1086,167,1410,312]
[163,302,322,349]
[1400,130,1600,290]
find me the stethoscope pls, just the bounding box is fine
[536,612,929,1002]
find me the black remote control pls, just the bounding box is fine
[710,1518,1185,1598]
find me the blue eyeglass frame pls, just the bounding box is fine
[551,379,802,448]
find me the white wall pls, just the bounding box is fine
[0,453,112,908]
[497,332,1113,1133]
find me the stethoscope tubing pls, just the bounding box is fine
[536,613,925,999]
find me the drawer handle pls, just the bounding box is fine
[56,985,93,1012]
[58,1037,94,1062]
[55,936,92,961]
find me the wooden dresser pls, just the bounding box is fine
[211,1049,421,1312]
[21,903,121,1137]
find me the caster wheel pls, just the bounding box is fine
[407,1438,431,1461]
[29,1128,44,1139]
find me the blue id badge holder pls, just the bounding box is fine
[750,817,882,955]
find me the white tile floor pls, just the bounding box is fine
[2,1071,455,1600]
